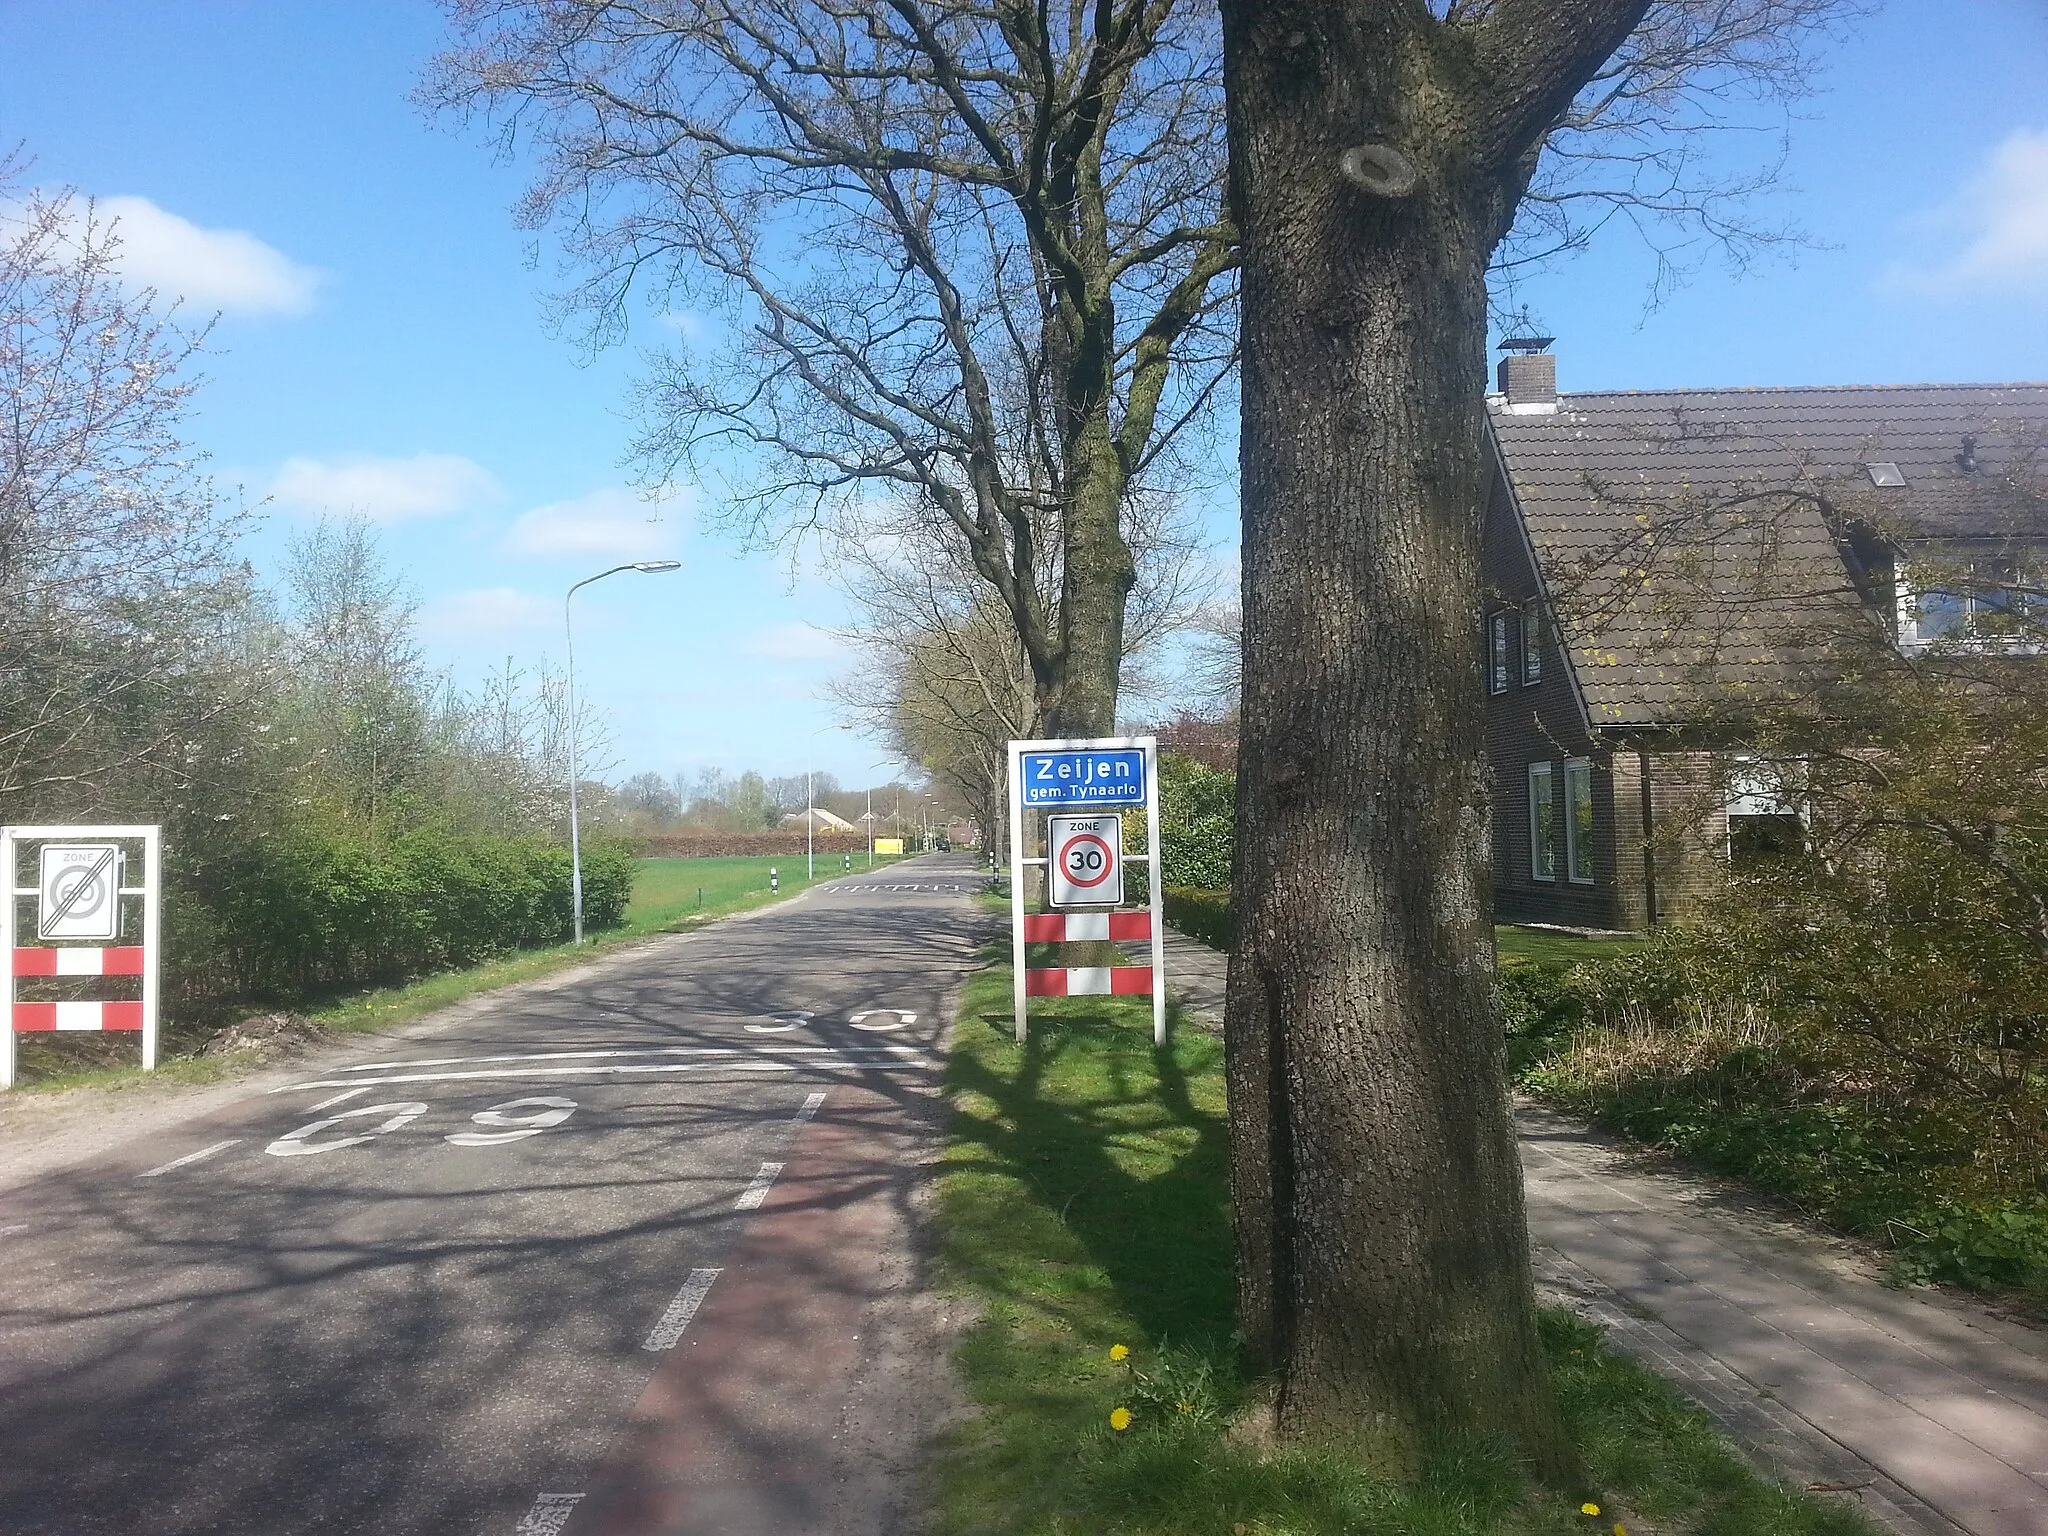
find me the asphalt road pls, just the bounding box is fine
[0,853,990,1536]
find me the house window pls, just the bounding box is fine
[1528,762,1558,881]
[1489,610,1516,694]
[1726,755,1804,864]
[1897,546,2048,651]
[1563,759,1595,884]
[1521,604,1544,686]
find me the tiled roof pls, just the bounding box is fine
[1491,382,2048,728]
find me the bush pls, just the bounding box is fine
[1158,755,1234,890]
[199,822,625,1003]
[1162,886,1231,950]
[1518,920,2048,1298]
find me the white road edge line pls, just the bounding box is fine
[138,1139,240,1179]
[735,1162,784,1211]
[794,1090,827,1124]
[513,1491,584,1535]
[305,1085,374,1112]
[643,1267,722,1351]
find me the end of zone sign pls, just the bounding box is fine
[1020,748,1145,806]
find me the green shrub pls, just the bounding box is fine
[1162,886,1231,950]
[1158,755,1234,890]
[1519,919,2048,1299]
[199,821,621,1003]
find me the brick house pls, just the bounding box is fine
[1482,347,2048,930]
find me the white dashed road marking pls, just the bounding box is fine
[138,1140,240,1179]
[306,1085,374,1113]
[734,1162,784,1210]
[643,1268,722,1351]
[793,1090,827,1124]
[513,1491,583,1535]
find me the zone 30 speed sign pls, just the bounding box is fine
[1048,814,1123,907]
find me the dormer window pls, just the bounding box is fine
[1896,544,2048,651]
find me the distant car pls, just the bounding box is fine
[934,834,951,851]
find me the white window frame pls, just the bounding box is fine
[1563,759,1595,885]
[1488,610,1514,694]
[1527,762,1558,882]
[1520,604,1544,687]
[1895,545,2048,654]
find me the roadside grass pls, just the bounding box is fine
[933,961,1877,1536]
[6,852,908,1093]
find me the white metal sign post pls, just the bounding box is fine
[1006,737,1166,1045]
[2,826,161,1089]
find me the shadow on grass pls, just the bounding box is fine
[933,967,1886,1536]
[945,995,1234,1351]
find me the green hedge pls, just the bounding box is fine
[1159,755,1235,890]
[1163,885,1232,950]
[202,825,633,1003]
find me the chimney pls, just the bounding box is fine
[1496,337,1557,414]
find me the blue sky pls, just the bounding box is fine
[1,1,2043,785]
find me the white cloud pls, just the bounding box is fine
[99,195,321,315]
[743,623,844,662]
[268,452,501,522]
[418,587,559,643]
[505,486,690,559]
[1884,128,2048,298]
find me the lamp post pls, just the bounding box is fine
[566,560,681,944]
[804,723,846,880]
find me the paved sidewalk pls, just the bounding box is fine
[1158,927,2048,1536]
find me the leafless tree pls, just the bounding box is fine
[426,0,1238,736]
[1501,0,1869,306]
[424,0,1851,750]
[0,180,259,819]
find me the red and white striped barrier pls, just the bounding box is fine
[1021,911,1152,943]
[12,946,146,977]
[12,1000,146,1031]
[1023,966,1155,997]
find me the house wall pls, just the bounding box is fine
[1481,469,1625,929]
[1605,746,1729,927]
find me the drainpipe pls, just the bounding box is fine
[1636,744,1659,927]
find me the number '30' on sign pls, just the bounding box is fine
[1048,813,1123,907]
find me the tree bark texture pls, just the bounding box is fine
[1218,0,1648,1474]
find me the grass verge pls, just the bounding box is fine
[933,962,1877,1535]
[7,852,910,1093]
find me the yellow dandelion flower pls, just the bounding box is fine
[1109,1344,1129,1361]
[1109,1407,1133,1431]
[1581,1503,1602,1517]
[1177,1401,1194,1415]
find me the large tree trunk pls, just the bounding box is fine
[1051,432,1136,738]
[1217,1,1603,1478]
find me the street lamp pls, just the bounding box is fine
[804,723,844,881]
[566,560,681,944]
